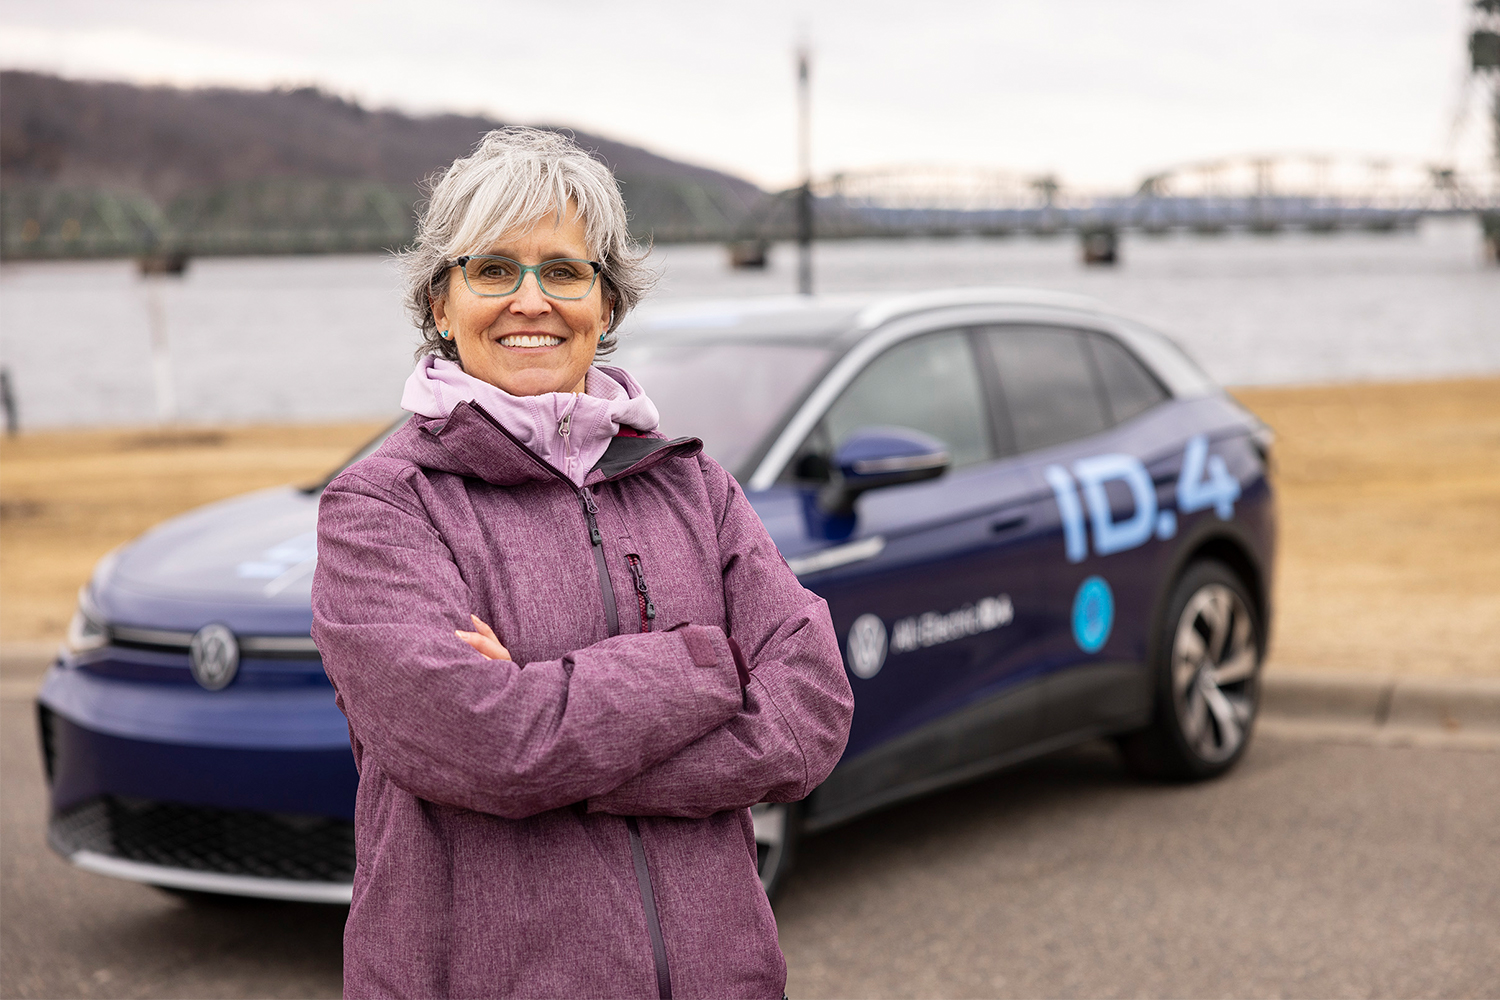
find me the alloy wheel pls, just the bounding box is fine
[1170,582,1259,763]
[751,802,799,897]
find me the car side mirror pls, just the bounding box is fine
[819,426,951,516]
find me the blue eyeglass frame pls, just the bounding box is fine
[449,255,603,300]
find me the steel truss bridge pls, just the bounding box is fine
[0,180,417,264]
[797,155,1500,237]
[2,154,1497,264]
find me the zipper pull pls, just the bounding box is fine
[628,556,658,623]
[559,411,572,437]
[579,488,602,546]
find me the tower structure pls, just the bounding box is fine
[1470,0,1500,258]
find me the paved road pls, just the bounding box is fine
[775,735,1499,999]
[3,688,1497,998]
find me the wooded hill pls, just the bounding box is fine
[0,71,774,256]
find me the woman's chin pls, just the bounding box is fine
[487,367,580,397]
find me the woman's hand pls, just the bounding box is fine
[455,614,512,661]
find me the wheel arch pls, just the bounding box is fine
[1148,522,1271,673]
[1185,536,1268,630]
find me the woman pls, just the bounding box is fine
[311,128,854,1000]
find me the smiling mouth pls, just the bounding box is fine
[498,334,565,348]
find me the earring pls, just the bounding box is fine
[440,330,452,340]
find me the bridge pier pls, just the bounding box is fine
[726,240,769,269]
[1081,226,1118,265]
[1483,212,1500,264]
[137,252,189,275]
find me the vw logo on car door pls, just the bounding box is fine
[846,614,888,679]
[189,623,240,690]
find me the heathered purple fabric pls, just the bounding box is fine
[311,396,854,1000]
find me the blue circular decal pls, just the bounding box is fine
[1072,576,1114,653]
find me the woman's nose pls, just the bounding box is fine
[507,273,553,315]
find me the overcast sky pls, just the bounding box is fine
[1,0,1491,191]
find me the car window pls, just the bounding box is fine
[608,340,833,475]
[786,329,992,481]
[984,326,1109,454]
[1087,333,1168,424]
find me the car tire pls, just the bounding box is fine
[752,801,802,900]
[1118,559,1263,781]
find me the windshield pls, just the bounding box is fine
[608,340,834,475]
[309,416,409,492]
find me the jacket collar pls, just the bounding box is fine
[389,400,700,489]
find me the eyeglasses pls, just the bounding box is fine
[449,255,602,300]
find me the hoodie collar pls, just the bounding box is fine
[381,401,700,491]
[400,356,661,487]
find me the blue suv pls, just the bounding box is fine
[40,288,1275,901]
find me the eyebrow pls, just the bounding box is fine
[476,240,592,262]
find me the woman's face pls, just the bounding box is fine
[432,204,611,397]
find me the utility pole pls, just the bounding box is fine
[143,275,178,424]
[796,44,814,295]
[1470,0,1500,260]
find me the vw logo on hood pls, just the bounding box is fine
[189,623,240,690]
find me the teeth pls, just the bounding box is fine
[500,334,564,348]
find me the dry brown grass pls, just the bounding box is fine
[1233,377,1500,678]
[0,422,385,643]
[2,378,1497,677]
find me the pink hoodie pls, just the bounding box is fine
[400,355,662,487]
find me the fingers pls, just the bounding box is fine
[471,615,501,642]
[454,615,512,661]
[454,629,508,660]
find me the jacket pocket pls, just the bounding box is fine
[625,554,657,634]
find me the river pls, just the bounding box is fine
[1,217,1495,429]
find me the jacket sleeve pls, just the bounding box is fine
[311,470,746,820]
[586,460,854,818]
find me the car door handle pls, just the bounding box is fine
[990,514,1028,534]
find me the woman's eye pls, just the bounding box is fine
[544,263,585,281]
[476,261,517,281]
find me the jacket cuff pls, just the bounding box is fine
[672,623,749,691]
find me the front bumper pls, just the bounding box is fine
[38,659,358,903]
[49,793,354,904]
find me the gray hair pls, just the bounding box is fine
[400,127,654,362]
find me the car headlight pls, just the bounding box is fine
[65,588,108,653]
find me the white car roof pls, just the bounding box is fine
[623,287,1217,399]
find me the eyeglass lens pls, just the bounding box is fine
[463,257,597,299]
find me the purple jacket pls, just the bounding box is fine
[311,399,854,999]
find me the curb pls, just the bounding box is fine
[1260,670,1500,747]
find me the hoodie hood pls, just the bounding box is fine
[400,356,660,487]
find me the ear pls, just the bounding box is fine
[600,289,616,331]
[431,293,450,336]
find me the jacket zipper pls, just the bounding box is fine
[579,488,669,998]
[459,404,671,998]
[626,555,657,634]
[628,817,673,1000]
[577,487,618,638]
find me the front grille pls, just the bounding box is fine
[108,625,322,660]
[51,795,354,883]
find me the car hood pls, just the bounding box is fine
[95,486,322,635]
